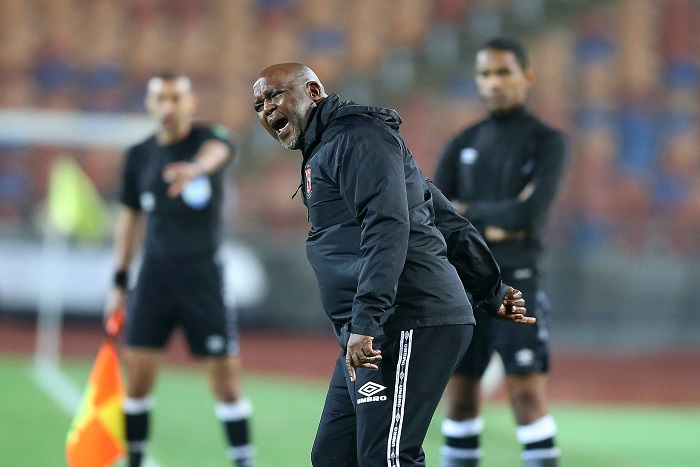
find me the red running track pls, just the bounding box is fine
[1,316,698,406]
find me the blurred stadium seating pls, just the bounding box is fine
[1,0,699,348]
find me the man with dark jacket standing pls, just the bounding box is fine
[252,63,534,467]
[435,38,569,467]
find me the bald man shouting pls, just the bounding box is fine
[252,63,531,467]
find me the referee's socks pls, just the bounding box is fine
[123,396,153,467]
[517,415,560,467]
[216,399,255,467]
[440,417,483,466]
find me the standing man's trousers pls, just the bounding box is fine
[312,324,474,467]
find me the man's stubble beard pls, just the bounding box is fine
[281,125,302,150]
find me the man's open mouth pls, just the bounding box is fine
[270,117,289,134]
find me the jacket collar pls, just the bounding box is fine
[490,105,528,122]
[300,93,341,157]
[300,93,403,158]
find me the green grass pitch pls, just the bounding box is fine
[1,356,698,466]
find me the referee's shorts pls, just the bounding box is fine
[126,255,239,357]
[454,272,551,377]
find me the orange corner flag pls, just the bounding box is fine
[66,312,126,467]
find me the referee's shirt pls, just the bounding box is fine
[119,124,234,260]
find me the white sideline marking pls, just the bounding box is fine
[481,354,505,397]
[32,359,82,413]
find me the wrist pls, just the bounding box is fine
[114,270,129,289]
[192,160,206,176]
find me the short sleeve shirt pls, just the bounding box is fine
[119,124,234,259]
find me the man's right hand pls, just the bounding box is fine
[103,287,127,334]
[493,286,536,324]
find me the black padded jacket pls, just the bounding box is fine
[298,94,507,339]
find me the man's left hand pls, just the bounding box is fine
[345,333,382,382]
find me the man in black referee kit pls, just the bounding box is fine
[104,72,254,467]
[252,62,535,467]
[435,38,569,467]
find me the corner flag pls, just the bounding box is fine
[47,157,106,242]
[66,311,126,467]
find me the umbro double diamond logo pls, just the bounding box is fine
[357,382,387,404]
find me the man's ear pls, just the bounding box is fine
[524,67,535,88]
[308,82,325,103]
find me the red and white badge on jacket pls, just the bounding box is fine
[305,166,312,197]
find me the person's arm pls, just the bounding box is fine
[429,181,534,324]
[103,146,145,326]
[338,130,409,380]
[429,181,506,307]
[163,138,234,198]
[113,207,145,273]
[103,206,145,324]
[339,131,409,337]
[464,132,569,240]
[433,135,464,200]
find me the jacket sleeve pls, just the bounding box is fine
[428,180,509,315]
[337,129,410,337]
[465,131,569,231]
[433,135,463,200]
